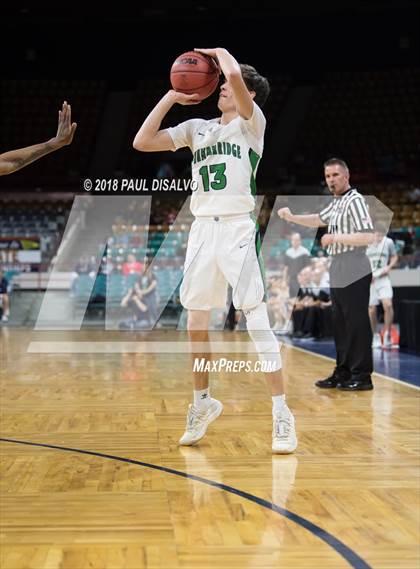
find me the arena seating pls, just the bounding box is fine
[0,197,72,275]
[292,68,420,184]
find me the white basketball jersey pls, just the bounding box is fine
[166,102,266,216]
[366,236,396,278]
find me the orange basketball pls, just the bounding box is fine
[170,51,220,101]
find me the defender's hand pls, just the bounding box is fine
[52,101,77,148]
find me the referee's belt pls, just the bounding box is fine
[331,247,367,258]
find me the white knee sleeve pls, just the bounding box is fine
[244,302,282,371]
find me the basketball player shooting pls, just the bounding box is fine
[133,47,297,454]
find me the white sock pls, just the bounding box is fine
[272,394,286,414]
[194,388,210,410]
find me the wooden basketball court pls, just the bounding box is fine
[1,329,419,569]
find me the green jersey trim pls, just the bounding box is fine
[248,148,261,196]
[250,212,267,302]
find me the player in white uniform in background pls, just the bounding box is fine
[366,222,398,348]
[133,47,297,454]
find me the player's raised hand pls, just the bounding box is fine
[277,207,292,220]
[194,48,218,58]
[53,101,77,148]
[169,90,201,105]
[194,49,221,72]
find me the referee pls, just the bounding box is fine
[278,158,375,391]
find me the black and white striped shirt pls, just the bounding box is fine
[319,188,373,256]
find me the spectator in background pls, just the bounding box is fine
[284,232,311,296]
[267,273,292,334]
[291,266,332,340]
[311,267,333,338]
[0,270,10,322]
[74,254,94,276]
[291,267,315,337]
[166,209,177,224]
[122,254,143,277]
[312,258,330,290]
[69,254,94,297]
[121,271,158,326]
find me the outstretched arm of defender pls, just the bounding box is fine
[133,90,200,152]
[195,47,253,120]
[0,101,77,176]
[278,208,326,228]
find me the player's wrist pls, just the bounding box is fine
[166,90,179,104]
[47,137,62,150]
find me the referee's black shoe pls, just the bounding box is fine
[337,377,374,391]
[315,371,349,388]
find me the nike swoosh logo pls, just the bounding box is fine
[198,132,205,136]
[239,243,248,249]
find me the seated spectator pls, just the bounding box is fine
[283,232,311,296]
[289,267,326,339]
[121,271,158,326]
[291,267,314,337]
[311,259,330,291]
[0,270,10,322]
[70,254,95,297]
[292,266,333,339]
[122,254,143,277]
[74,254,94,275]
[310,268,333,338]
[267,273,292,333]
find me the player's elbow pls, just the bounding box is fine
[0,159,14,176]
[133,137,147,152]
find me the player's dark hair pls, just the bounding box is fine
[324,157,349,172]
[239,64,270,107]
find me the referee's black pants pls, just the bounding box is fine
[330,253,373,382]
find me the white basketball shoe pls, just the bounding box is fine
[179,398,223,446]
[372,333,382,348]
[272,406,298,454]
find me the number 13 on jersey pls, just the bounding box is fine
[198,163,227,191]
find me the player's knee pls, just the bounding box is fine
[382,300,393,311]
[243,303,282,371]
[369,306,376,316]
[187,310,210,332]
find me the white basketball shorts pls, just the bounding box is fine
[369,276,393,306]
[180,214,266,311]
